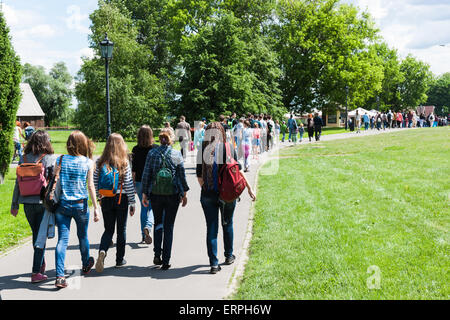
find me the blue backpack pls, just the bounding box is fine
[98,164,123,203]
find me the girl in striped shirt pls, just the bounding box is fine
[93,133,136,272]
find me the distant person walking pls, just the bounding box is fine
[10,130,56,284]
[196,122,256,274]
[164,122,176,143]
[242,120,252,172]
[280,121,288,143]
[132,125,158,244]
[141,131,189,270]
[287,115,295,142]
[355,110,361,133]
[94,133,136,272]
[12,121,23,163]
[54,131,99,289]
[194,121,206,151]
[363,113,370,131]
[307,114,314,142]
[313,113,323,141]
[175,116,192,160]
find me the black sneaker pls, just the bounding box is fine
[82,257,95,274]
[115,259,127,268]
[210,266,222,274]
[153,256,162,265]
[161,264,171,270]
[55,277,68,289]
[224,255,236,265]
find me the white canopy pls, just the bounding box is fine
[348,107,375,117]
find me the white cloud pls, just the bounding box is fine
[65,5,90,34]
[347,0,450,75]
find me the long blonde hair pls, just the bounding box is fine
[97,133,129,178]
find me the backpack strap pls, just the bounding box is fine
[35,154,46,164]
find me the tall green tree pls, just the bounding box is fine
[0,12,22,182]
[177,13,284,121]
[22,62,73,126]
[399,54,433,109]
[75,0,166,140]
[365,42,404,111]
[427,73,450,116]
[274,0,383,113]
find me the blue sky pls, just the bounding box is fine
[3,0,450,80]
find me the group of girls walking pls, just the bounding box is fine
[10,122,255,289]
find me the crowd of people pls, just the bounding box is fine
[351,110,447,132]
[9,109,447,289]
[10,119,256,289]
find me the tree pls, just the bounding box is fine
[273,0,384,113]
[0,11,22,182]
[365,42,404,111]
[427,73,450,116]
[177,13,285,122]
[399,54,433,109]
[75,0,166,140]
[22,62,73,126]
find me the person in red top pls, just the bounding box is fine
[397,112,403,128]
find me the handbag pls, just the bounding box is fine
[43,155,63,213]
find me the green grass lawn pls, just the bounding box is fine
[234,127,450,300]
[47,130,179,155]
[0,170,30,252]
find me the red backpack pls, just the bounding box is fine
[218,143,246,203]
[16,154,47,197]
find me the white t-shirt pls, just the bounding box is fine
[13,126,21,142]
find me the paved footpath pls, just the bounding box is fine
[0,128,408,300]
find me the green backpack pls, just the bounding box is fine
[152,150,175,196]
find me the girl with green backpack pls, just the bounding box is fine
[141,130,190,270]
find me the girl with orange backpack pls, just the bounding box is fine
[94,133,136,272]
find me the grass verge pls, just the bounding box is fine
[234,127,449,299]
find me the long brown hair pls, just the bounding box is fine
[23,130,54,155]
[201,122,227,188]
[137,125,154,148]
[66,130,95,159]
[97,133,129,178]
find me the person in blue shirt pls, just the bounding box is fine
[363,113,370,131]
[287,114,295,142]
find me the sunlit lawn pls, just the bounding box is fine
[235,127,449,299]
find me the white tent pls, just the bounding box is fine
[348,107,375,117]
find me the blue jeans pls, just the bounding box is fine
[14,141,23,162]
[365,122,369,130]
[150,194,180,265]
[55,199,90,277]
[135,181,154,237]
[200,193,236,267]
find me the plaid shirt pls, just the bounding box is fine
[141,145,189,199]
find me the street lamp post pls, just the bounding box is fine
[345,85,349,130]
[100,33,114,140]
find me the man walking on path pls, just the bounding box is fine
[176,116,192,160]
[313,113,323,141]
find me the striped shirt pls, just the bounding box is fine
[58,155,93,201]
[93,161,136,205]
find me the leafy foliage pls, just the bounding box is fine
[177,13,285,121]
[22,62,73,127]
[75,0,166,140]
[0,12,22,179]
[427,73,450,116]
